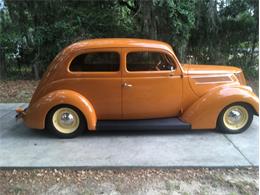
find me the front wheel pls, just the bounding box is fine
[46,105,87,138]
[217,103,253,134]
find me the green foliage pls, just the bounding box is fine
[188,0,258,79]
[0,0,136,79]
[0,0,258,80]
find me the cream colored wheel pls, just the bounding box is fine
[52,108,80,134]
[223,105,249,131]
[218,103,253,133]
[47,105,86,138]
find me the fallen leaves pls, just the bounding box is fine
[0,168,258,195]
[0,80,39,103]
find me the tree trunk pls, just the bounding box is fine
[0,47,7,80]
[140,0,157,40]
[249,32,257,68]
[32,62,40,80]
[119,0,158,40]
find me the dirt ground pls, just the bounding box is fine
[0,80,38,103]
[0,168,258,195]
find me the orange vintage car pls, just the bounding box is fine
[16,38,259,138]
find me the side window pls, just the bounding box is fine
[127,51,175,71]
[70,52,120,72]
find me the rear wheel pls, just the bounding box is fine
[217,103,253,134]
[46,105,86,138]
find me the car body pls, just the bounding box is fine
[16,38,259,138]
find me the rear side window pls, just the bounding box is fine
[70,52,120,72]
[127,51,174,71]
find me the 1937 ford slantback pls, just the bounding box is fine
[16,38,259,138]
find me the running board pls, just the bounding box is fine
[96,118,191,131]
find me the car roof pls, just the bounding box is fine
[66,38,173,53]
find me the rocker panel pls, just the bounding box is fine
[96,117,191,131]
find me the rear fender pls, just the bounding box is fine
[24,90,97,130]
[181,85,259,129]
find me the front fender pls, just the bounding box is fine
[24,90,97,130]
[181,85,259,129]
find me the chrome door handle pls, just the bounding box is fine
[122,82,133,88]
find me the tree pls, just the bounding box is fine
[118,0,196,60]
[0,0,258,80]
[188,0,258,78]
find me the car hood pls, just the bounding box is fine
[182,64,242,75]
[182,64,246,97]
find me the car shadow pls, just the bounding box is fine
[82,128,217,137]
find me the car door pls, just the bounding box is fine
[66,48,122,119]
[122,48,183,119]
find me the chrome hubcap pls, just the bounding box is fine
[227,110,242,123]
[60,112,74,126]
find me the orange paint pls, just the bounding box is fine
[16,38,259,130]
